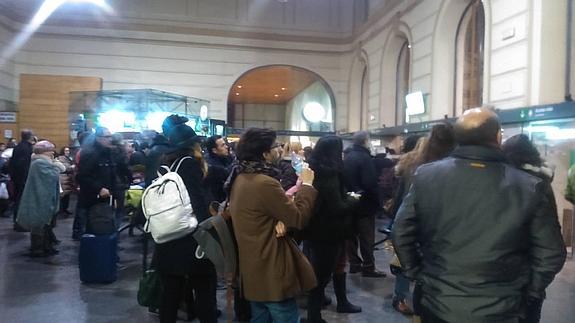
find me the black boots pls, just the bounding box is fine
[333,273,362,313]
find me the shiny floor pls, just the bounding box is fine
[0,210,574,323]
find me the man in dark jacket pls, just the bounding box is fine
[144,133,170,187]
[343,131,386,277]
[204,135,232,203]
[393,108,566,322]
[9,129,35,231]
[76,127,131,235]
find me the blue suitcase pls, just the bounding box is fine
[79,233,118,284]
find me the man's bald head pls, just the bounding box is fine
[454,108,501,147]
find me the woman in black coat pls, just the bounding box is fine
[502,134,556,323]
[304,135,361,323]
[153,123,217,323]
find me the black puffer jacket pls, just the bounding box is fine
[343,144,379,216]
[392,145,566,323]
[303,169,358,242]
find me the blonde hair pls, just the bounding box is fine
[283,141,303,156]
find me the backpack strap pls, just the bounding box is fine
[171,156,193,173]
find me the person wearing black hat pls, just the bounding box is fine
[153,120,217,323]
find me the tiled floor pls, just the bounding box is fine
[0,211,573,323]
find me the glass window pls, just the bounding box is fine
[455,1,485,115]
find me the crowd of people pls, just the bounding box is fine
[1,107,568,323]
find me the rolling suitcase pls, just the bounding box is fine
[79,233,118,284]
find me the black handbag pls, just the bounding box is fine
[87,197,117,235]
[137,269,163,308]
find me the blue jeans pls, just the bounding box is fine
[394,273,411,300]
[250,298,299,323]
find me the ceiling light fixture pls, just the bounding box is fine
[235,92,240,96]
[281,87,286,91]
[274,94,279,97]
[237,85,243,89]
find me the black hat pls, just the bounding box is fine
[162,114,189,137]
[166,124,203,153]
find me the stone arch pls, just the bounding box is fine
[431,0,476,118]
[226,64,337,130]
[380,21,413,127]
[348,49,369,132]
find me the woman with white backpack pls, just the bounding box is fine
[150,120,217,323]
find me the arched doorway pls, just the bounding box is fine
[454,0,485,114]
[227,65,335,133]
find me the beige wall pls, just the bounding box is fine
[0,20,17,103]
[5,26,346,125]
[344,0,573,131]
[232,103,285,130]
[0,0,572,133]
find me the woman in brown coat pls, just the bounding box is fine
[228,128,318,323]
[57,146,75,215]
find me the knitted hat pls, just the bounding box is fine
[33,140,55,154]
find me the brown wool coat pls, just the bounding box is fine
[230,173,318,302]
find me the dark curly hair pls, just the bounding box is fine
[308,135,343,173]
[502,134,542,167]
[236,128,276,162]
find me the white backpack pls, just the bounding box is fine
[142,156,198,244]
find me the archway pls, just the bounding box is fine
[454,0,485,115]
[432,0,477,117]
[348,53,369,132]
[380,25,412,127]
[227,65,336,133]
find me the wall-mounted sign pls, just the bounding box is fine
[0,112,16,123]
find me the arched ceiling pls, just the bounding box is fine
[229,66,318,105]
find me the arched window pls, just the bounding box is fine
[454,0,485,114]
[396,41,410,125]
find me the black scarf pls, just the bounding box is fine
[223,160,281,197]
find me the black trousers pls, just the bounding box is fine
[346,215,375,270]
[60,194,70,213]
[306,240,343,322]
[160,272,218,323]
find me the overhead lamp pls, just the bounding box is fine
[274,94,279,97]
[302,102,326,123]
[281,87,287,91]
[235,92,240,96]
[200,105,209,121]
[237,85,243,89]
